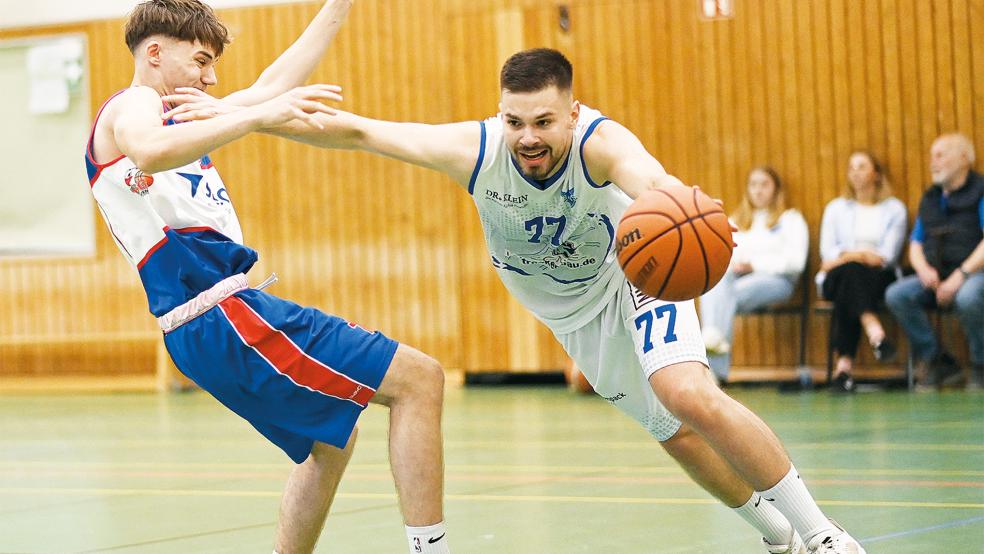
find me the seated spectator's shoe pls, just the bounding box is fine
[912,360,936,391]
[702,327,731,355]
[934,351,963,388]
[806,521,866,553]
[967,365,984,391]
[763,529,806,553]
[871,339,896,362]
[831,372,855,393]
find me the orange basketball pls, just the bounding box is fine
[615,186,733,301]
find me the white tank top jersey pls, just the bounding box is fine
[85,90,257,317]
[468,106,633,334]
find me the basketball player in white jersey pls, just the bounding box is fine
[165,48,866,554]
[86,2,451,553]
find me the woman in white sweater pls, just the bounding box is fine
[700,167,809,384]
[817,151,908,392]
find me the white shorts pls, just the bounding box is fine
[555,281,708,441]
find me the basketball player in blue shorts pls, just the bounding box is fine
[166,49,868,553]
[85,2,451,553]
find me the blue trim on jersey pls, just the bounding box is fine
[138,228,258,316]
[84,152,99,182]
[509,150,571,191]
[468,121,487,195]
[491,255,532,276]
[579,117,613,189]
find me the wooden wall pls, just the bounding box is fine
[1,0,982,387]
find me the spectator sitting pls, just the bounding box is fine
[885,133,984,390]
[700,166,808,384]
[817,151,907,392]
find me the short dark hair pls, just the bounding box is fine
[500,48,573,93]
[125,0,230,57]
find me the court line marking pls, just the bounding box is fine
[0,487,982,509]
[862,514,984,543]
[0,460,981,477]
[0,468,980,489]
[0,439,981,451]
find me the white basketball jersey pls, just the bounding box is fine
[85,90,256,316]
[469,106,633,334]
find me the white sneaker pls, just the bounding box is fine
[702,327,731,355]
[806,520,866,554]
[763,529,806,553]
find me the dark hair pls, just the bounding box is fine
[125,0,230,57]
[500,48,573,93]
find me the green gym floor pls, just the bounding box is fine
[0,386,981,553]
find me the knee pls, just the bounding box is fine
[408,353,445,398]
[954,282,984,317]
[653,372,728,429]
[885,280,909,310]
[402,351,446,402]
[375,347,445,407]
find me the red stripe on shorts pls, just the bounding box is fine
[218,295,375,406]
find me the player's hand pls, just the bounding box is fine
[935,271,963,307]
[915,265,940,290]
[161,88,240,122]
[250,84,344,130]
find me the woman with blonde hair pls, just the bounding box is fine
[817,151,908,392]
[700,166,809,384]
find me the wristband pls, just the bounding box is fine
[958,267,970,279]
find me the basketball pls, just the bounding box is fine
[615,186,733,301]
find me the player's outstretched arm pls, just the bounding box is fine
[581,119,686,199]
[116,85,341,174]
[221,0,354,106]
[268,110,482,186]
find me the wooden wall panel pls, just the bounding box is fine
[1,0,982,387]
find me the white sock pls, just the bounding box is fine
[760,465,836,543]
[733,491,794,546]
[406,521,449,554]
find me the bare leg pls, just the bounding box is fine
[371,344,445,526]
[834,355,853,377]
[649,361,790,490]
[660,423,752,506]
[275,431,358,554]
[860,311,886,345]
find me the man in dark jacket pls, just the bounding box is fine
[886,133,984,389]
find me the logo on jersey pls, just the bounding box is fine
[123,168,154,196]
[560,184,577,208]
[485,189,528,207]
[627,281,659,311]
[602,392,626,403]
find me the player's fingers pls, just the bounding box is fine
[161,103,193,120]
[297,110,326,130]
[161,92,205,105]
[173,87,208,96]
[301,89,344,103]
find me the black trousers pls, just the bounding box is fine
[821,262,897,357]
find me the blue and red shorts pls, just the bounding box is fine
[163,288,398,463]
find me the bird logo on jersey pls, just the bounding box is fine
[124,168,154,196]
[560,184,577,208]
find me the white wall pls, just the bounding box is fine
[0,0,308,30]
